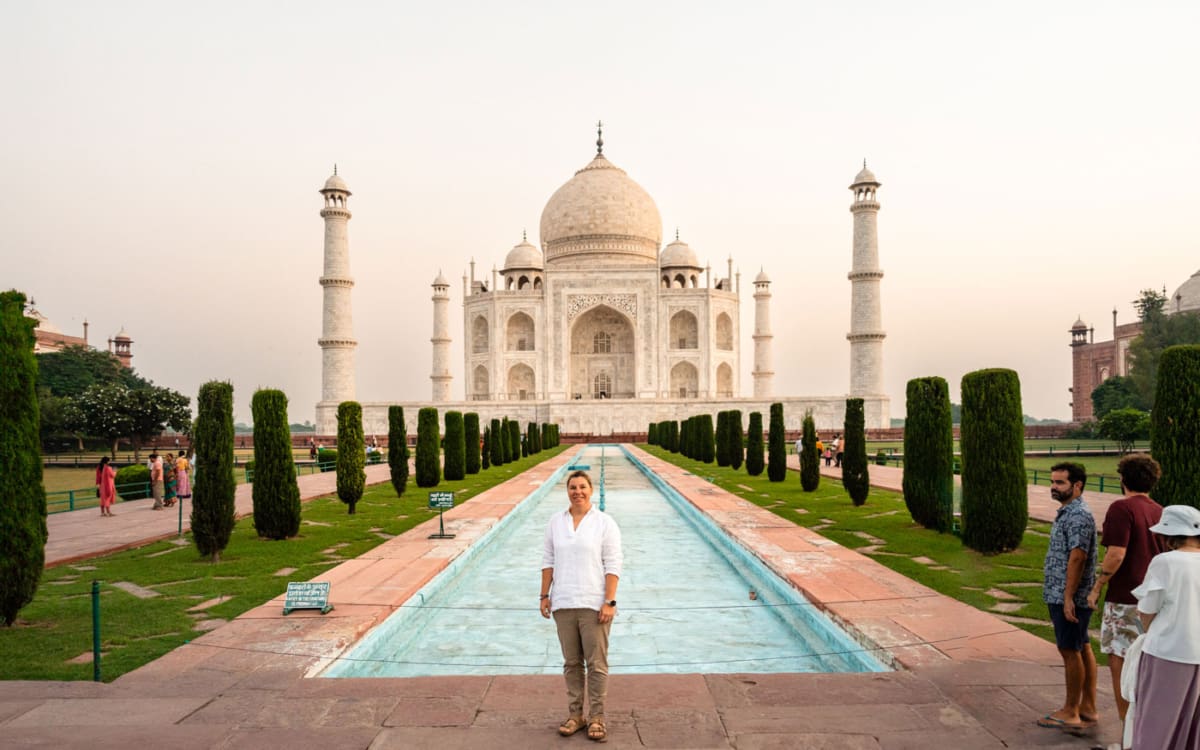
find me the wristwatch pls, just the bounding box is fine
[606,600,617,607]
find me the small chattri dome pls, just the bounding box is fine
[1170,269,1200,315]
[503,238,544,271]
[1071,316,1088,331]
[851,162,879,186]
[113,327,132,340]
[755,269,770,284]
[660,237,699,268]
[322,173,350,193]
[432,270,448,287]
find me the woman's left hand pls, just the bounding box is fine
[598,603,615,624]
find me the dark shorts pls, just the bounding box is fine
[1047,603,1093,651]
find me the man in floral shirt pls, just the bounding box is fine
[1038,462,1098,734]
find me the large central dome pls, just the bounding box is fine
[539,152,662,267]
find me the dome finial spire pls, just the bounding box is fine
[522,228,527,242]
[675,227,680,241]
[334,163,338,176]
[862,158,867,169]
[596,120,604,155]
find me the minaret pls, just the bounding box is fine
[431,270,452,401]
[752,269,774,397]
[847,161,886,397]
[318,167,356,406]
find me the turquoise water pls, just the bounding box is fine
[322,446,888,677]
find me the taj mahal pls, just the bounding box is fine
[314,128,890,436]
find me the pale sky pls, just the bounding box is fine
[5,1,1197,425]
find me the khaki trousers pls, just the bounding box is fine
[553,608,611,719]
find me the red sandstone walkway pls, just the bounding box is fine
[5,447,1121,748]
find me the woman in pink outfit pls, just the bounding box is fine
[174,453,192,504]
[95,456,117,517]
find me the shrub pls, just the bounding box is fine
[745,411,764,476]
[0,290,47,624]
[842,399,869,506]
[800,412,820,491]
[875,450,889,466]
[192,381,236,562]
[336,401,366,514]
[499,418,512,464]
[416,407,441,487]
[728,410,744,471]
[540,423,550,452]
[490,419,503,466]
[960,368,1027,553]
[648,422,658,446]
[1152,345,1200,509]
[681,417,692,459]
[699,413,715,463]
[481,425,491,470]
[715,411,730,466]
[527,421,540,454]
[767,403,786,482]
[464,413,481,474]
[668,421,679,452]
[316,448,338,471]
[115,464,151,500]
[443,411,465,481]
[388,406,410,494]
[250,388,301,539]
[903,377,954,532]
[508,420,522,462]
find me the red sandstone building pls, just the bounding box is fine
[27,299,133,368]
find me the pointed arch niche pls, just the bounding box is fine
[569,304,634,399]
[670,361,699,398]
[507,363,535,400]
[507,311,535,352]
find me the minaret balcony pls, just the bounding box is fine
[847,270,884,281]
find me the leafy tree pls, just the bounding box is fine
[464,413,481,474]
[388,406,409,494]
[745,411,764,476]
[767,403,786,482]
[250,389,300,539]
[192,381,236,563]
[1151,345,1200,510]
[336,401,366,514]
[443,410,465,481]
[800,412,819,492]
[67,381,190,459]
[1134,288,1168,320]
[0,290,47,625]
[481,425,491,470]
[489,418,503,466]
[416,407,441,487]
[37,386,78,450]
[842,399,869,505]
[1099,407,1151,454]
[1128,306,1200,407]
[1091,375,1147,419]
[903,376,954,532]
[960,369,1027,553]
[508,419,522,463]
[728,410,744,471]
[36,344,148,397]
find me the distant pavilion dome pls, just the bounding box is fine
[113,327,131,340]
[539,150,662,267]
[1170,269,1200,315]
[660,237,700,269]
[1071,316,1088,331]
[503,238,544,271]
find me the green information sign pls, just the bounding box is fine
[428,492,456,539]
[283,581,333,615]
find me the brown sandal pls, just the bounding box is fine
[587,718,607,742]
[558,716,585,736]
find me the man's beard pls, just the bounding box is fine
[1051,489,1066,502]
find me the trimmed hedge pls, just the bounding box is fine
[903,377,954,532]
[416,407,441,487]
[464,413,481,474]
[481,425,491,470]
[527,421,540,454]
[716,411,730,467]
[336,401,366,514]
[490,419,503,466]
[960,368,1027,553]
[800,412,820,492]
[317,448,338,471]
[648,422,658,446]
[508,420,522,462]
[842,399,869,506]
[388,406,410,494]
[443,410,465,481]
[499,418,512,464]
[745,411,764,476]
[699,413,715,463]
[1151,345,1200,509]
[767,403,786,482]
[250,388,301,539]
[192,381,237,562]
[115,464,151,500]
[728,409,744,471]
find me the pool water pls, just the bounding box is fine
[321,446,888,677]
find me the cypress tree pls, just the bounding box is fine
[443,410,465,481]
[388,406,410,494]
[508,419,522,462]
[729,409,744,471]
[499,417,511,463]
[960,369,1027,553]
[669,421,679,452]
[192,381,236,562]
[699,413,715,463]
[842,398,870,506]
[767,402,786,482]
[541,423,550,451]
[490,418,503,466]
[481,425,491,470]
[680,417,692,459]
[416,407,441,487]
[903,377,954,531]
[745,411,764,476]
[250,388,301,539]
[336,401,366,514]
[648,422,658,446]
[715,411,730,466]
[0,290,47,625]
[1151,345,1200,509]
[800,412,820,492]
[464,413,481,474]
[526,421,538,454]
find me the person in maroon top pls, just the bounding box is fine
[1087,453,1167,726]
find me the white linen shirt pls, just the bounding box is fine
[1133,549,1200,664]
[542,506,623,612]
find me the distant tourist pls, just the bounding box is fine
[175,453,192,507]
[1037,462,1098,734]
[149,452,165,510]
[163,452,177,507]
[1130,504,1200,748]
[95,456,116,517]
[832,435,842,468]
[794,437,802,456]
[1087,453,1166,732]
[540,470,623,743]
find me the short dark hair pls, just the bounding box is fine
[1051,462,1088,489]
[566,470,593,488]
[1117,453,1161,494]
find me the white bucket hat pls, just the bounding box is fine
[1149,505,1200,537]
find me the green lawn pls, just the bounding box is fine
[1,446,567,682]
[641,445,1103,658]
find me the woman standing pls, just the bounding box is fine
[95,456,116,517]
[540,470,623,743]
[174,452,192,507]
[162,452,177,507]
[1131,504,1200,748]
